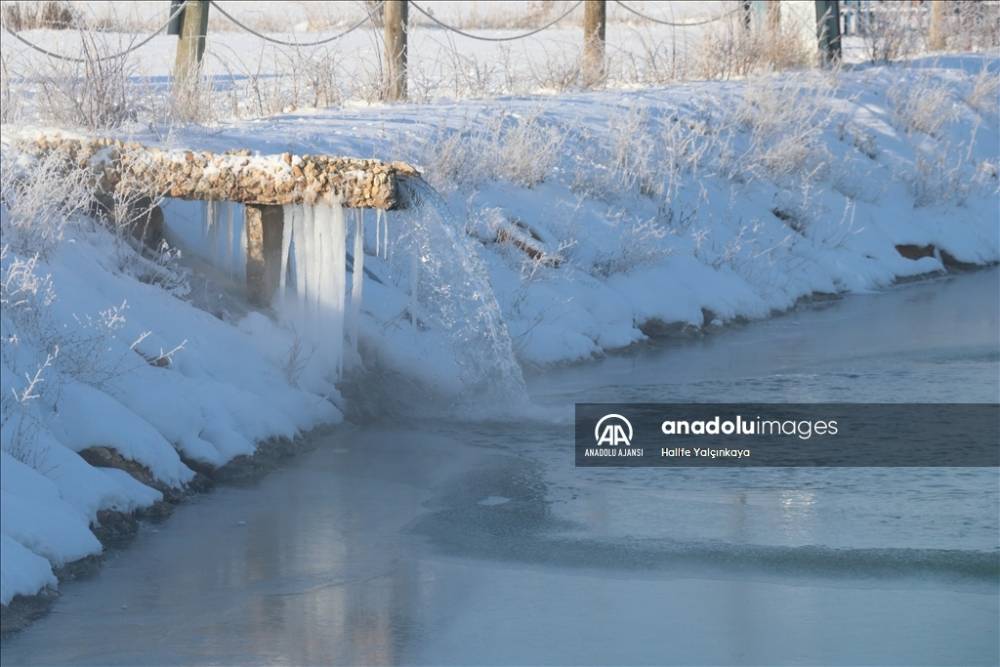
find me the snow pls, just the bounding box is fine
[0,9,997,609]
[1,185,344,605]
[0,536,57,606]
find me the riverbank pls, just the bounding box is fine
[2,265,997,638]
[3,267,997,665]
[0,427,340,636]
[2,54,998,617]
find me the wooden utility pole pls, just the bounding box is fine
[167,0,185,36]
[174,0,209,80]
[582,0,606,87]
[384,0,408,101]
[814,0,842,65]
[928,0,947,50]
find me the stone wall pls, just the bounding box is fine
[11,132,420,210]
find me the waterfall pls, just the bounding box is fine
[387,177,526,399]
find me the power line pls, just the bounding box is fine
[1,2,186,63]
[208,1,380,47]
[408,1,583,42]
[613,1,740,27]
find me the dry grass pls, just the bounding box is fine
[888,75,958,137]
[1,0,75,31]
[693,14,814,80]
[424,110,566,189]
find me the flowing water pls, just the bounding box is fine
[3,269,998,666]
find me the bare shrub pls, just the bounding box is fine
[293,46,345,108]
[888,75,958,136]
[0,147,93,256]
[425,111,566,189]
[0,52,23,124]
[420,0,569,30]
[609,107,659,196]
[855,1,926,63]
[31,34,139,129]
[211,42,347,115]
[591,210,676,277]
[964,66,1000,118]
[693,14,813,80]
[936,1,1000,52]
[526,45,581,92]
[282,330,313,386]
[167,72,217,124]
[609,27,682,86]
[909,144,970,207]
[728,75,835,183]
[2,0,75,31]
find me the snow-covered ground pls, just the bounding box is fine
[1,1,998,614]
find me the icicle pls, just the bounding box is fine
[274,199,350,382]
[313,203,326,316]
[204,200,217,262]
[202,199,210,241]
[238,205,248,277]
[293,204,308,306]
[374,208,381,258]
[225,202,235,276]
[380,210,389,259]
[349,209,365,354]
[329,201,348,379]
[306,205,321,313]
[279,204,295,297]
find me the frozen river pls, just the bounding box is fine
[3,269,998,666]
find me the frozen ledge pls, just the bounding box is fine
[6,131,420,210]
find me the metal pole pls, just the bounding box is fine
[582,0,606,87]
[384,0,408,101]
[174,0,209,80]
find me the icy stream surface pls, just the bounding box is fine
[3,269,998,666]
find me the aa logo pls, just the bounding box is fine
[594,414,633,447]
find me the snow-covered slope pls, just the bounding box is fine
[139,55,997,367]
[1,54,998,607]
[0,185,340,606]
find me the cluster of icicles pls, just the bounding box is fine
[200,186,526,400]
[203,198,389,380]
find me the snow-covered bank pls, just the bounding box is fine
[0,170,340,609]
[145,55,997,367]
[1,55,998,610]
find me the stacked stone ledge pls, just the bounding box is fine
[15,133,419,210]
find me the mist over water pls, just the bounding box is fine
[3,269,997,666]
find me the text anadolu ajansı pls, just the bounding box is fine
[575,403,999,467]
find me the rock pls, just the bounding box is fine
[17,132,420,210]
